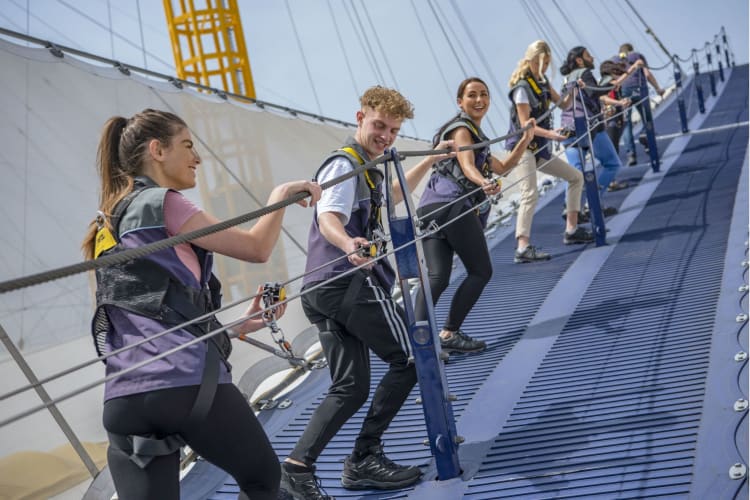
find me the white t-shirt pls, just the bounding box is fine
[316,157,358,225]
[513,86,530,105]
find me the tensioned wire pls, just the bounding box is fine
[0,87,626,416]
[0,59,683,426]
[0,123,593,428]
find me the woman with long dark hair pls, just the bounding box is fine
[415,77,534,353]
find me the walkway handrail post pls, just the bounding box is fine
[716,42,725,82]
[383,148,462,481]
[722,27,731,68]
[0,323,99,478]
[705,47,717,97]
[572,87,607,246]
[693,50,707,114]
[638,74,661,172]
[673,58,690,134]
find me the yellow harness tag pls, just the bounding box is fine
[94,226,117,259]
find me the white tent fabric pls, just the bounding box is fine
[0,36,432,476]
[0,36,428,355]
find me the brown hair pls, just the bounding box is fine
[81,109,187,259]
[433,77,489,145]
[359,86,414,120]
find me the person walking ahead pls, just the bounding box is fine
[506,40,593,264]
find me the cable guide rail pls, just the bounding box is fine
[0,24,732,433]
[0,83,672,429]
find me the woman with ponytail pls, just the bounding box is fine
[506,40,593,264]
[83,109,320,499]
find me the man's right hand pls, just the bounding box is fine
[346,236,375,269]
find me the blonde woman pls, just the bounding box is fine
[506,40,593,263]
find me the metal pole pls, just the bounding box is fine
[722,27,731,68]
[716,42,725,82]
[693,51,706,114]
[572,86,606,246]
[705,46,717,97]
[673,59,689,134]
[639,76,661,172]
[384,150,462,480]
[0,323,99,477]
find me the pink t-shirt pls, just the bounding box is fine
[164,191,203,282]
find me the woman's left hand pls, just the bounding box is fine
[234,285,287,335]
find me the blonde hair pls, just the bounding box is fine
[359,85,414,120]
[508,40,552,87]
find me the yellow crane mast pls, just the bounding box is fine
[163,0,256,98]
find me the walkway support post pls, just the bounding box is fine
[716,42,725,82]
[573,87,607,247]
[673,59,689,134]
[638,78,661,172]
[383,149,462,481]
[693,51,706,114]
[705,46,717,97]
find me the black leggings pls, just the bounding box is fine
[415,203,492,332]
[103,383,279,500]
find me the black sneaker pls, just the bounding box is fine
[341,443,421,490]
[280,464,333,500]
[564,227,594,245]
[440,330,486,353]
[602,206,618,217]
[514,245,552,264]
[627,153,637,166]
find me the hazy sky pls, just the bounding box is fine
[1,0,747,141]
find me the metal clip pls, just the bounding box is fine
[95,211,107,230]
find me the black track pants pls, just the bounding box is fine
[291,274,417,466]
[415,203,492,332]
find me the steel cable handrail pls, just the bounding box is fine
[0,64,690,427]
[0,107,601,415]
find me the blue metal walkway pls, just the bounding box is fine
[202,66,748,499]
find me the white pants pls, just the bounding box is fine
[514,150,583,240]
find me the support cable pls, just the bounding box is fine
[284,0,323,115]
[326,0,360,99]
[348,2,386,84]
[357,1,419,138]
[0,94,676,427]
[408,0,454,104]
[448,0,510,126]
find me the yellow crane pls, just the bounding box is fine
[163,0,256,98]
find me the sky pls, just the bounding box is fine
[1,0,747,142]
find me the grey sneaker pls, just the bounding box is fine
[280,464,332,500]
[440,330,487,354]
[514,245,552,263]
[564,227,594,245]
[341,443,421,490]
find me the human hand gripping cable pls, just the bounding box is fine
[233,284,288,336]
